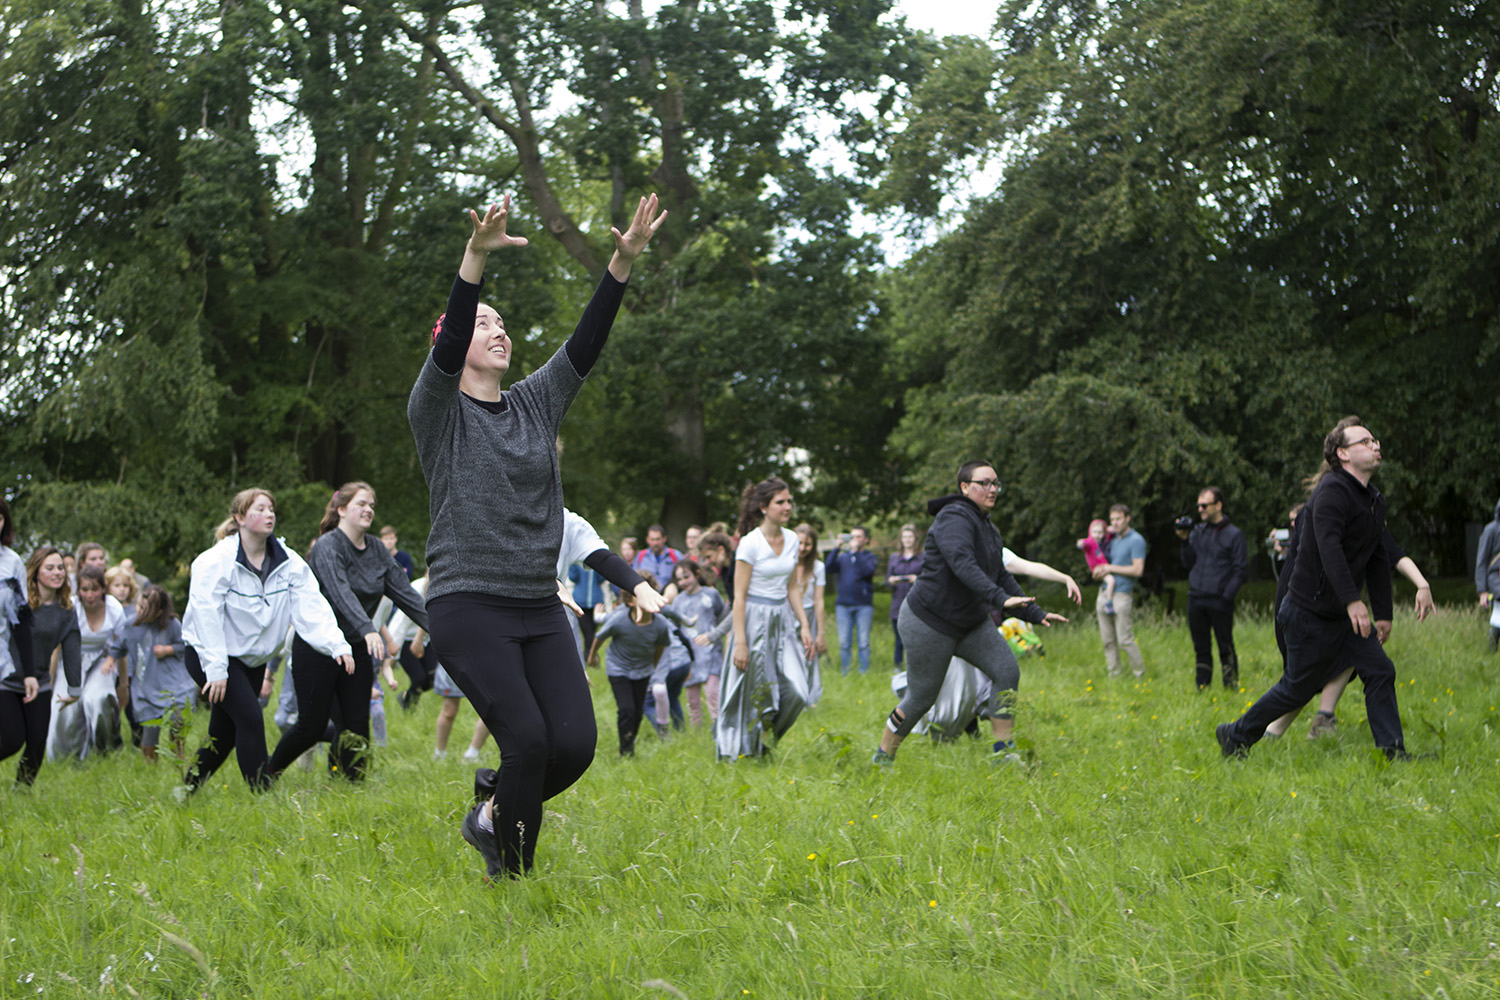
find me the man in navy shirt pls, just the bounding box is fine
[379,525,415,580]
[827,526,878,675]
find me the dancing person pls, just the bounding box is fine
[0,502,43,786]
[408,192,666,879]
[1216,418,1413,760]
[793,524,827,706]
[826,525,877,676]
[9,548,81,785]
[1264,529,1435,740]
[265,482,424,783]
[694,529,737,720]
[1092,504,1147,678]
[714,478,815,761]
[588,587,670,756]
[887,523,923,668]
[1075,518,1115,612]
[1477,498,1500,651]
[109,585,195,761]
[47,564,127,760]
[871,460,1067,766]
[1177,486,1249,691]
[671,560,724,727]
[181,488,353,794]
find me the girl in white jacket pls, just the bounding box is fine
[180,488,352,794]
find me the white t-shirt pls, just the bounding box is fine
[736,526,799,601]
[1002,547,1017,569]
[799,559,826,610]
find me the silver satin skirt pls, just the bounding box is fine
[714,597,810,760]
[804,609,823,708]
[47,654,121,761]
[890,657,991,742]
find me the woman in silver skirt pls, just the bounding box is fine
[714,478,815,760]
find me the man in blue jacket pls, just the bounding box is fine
[1217,417,1411,760]
[1177,487,1248,691]
[827,526,878,675]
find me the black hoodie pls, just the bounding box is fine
[905,494,1047,638]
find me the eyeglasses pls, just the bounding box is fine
[1196,502,1218,509]
[965,479,1002,493]
[1343,435,1379,449]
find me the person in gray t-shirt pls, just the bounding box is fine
[588,604,668,757]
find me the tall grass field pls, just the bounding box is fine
[3,594,1498,998]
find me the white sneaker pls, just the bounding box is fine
[433,749,447,761]
[461,747,481,763]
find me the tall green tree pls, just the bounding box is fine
[885,0,1500,574]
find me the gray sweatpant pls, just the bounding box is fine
[893,601,1019,738]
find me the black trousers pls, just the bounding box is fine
[578,613,598,662]
[609,675,648,755]
[183,647,270,791]
[267,636,373,782]
[427,594,596,876]
[1188,596,1237,687]
[398,640,435,692]
[0,687,52,786]
[1227,599,1403,750]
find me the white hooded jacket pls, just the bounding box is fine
[182,534,351,684]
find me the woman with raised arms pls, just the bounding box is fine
[408,193,666,880]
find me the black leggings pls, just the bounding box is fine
[608,676,648,756]
[427,594,596,876]
[398,640,435,692]
[267,637,373,781]
[183,648,270,791]
[0,687,52,786]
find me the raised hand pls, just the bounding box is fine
[609,193,667,270]
[468,195,530,255]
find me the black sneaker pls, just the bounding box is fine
[460,802,504,882]
[1215,723,1248,759]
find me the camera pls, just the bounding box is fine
[1173,515,1195,531]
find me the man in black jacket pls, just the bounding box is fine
[1177,486,1248,690]
[1217,417,1410,759]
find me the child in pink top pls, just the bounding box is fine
[1077,518,1116,613]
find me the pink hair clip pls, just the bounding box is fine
[431,313,445,344]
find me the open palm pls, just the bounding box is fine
[611,193,667,261]
[469,194,530,253]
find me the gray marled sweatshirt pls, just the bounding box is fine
[306,529,429,640]
[408,271,626,601]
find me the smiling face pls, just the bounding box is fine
[959,465,1001,512]
[339,489,376,535]
[673,563,699,592]
[797,532,815,560]
[236,492,276,538]
[464,304,511,377]
[38,553,67,595]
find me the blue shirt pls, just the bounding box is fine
[825,548,878,607]
[568,564,605,607]
[632,547,683,589]
[1108,529,1147,594]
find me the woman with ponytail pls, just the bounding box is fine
[713,478,815,760]
[180,488,352,793]
[265,482,426,783]
[407,192,666,880]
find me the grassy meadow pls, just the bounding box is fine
[3,588,1499,999]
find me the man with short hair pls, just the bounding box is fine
[827,526,878,675]
[632,525,681,590]
[1093,504,1146,677]
[1217,418,1411,759]
[1177,486,1248,690]
[379,525,415,580]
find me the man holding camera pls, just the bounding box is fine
[1176,488,1249,690]
[827,527,878,675]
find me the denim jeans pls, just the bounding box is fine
[835,603,874,675]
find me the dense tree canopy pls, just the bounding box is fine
[887,0,1500,576]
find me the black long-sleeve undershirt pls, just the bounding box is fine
[432,271,628,392]
[584,549,643,594]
